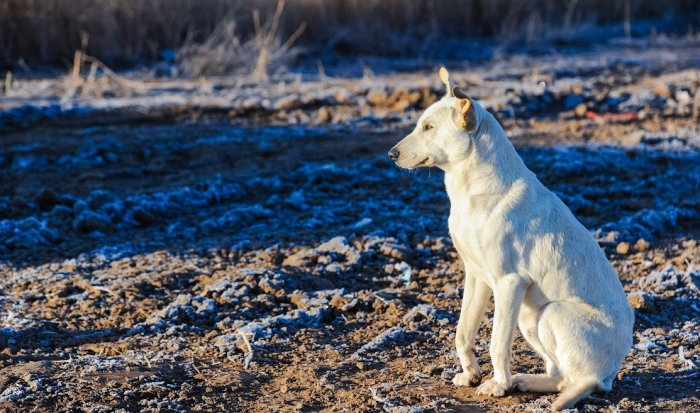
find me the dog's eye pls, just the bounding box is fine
[424,124,433,131]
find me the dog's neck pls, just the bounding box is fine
[442,115,528,206]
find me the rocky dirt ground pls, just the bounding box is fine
[1,39,700,412]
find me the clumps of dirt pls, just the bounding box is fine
[3,40,700,136]
[2,43,700,411]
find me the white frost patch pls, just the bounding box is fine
[237,307,328,342]
[350,326,407,361]
[634,334,662,353]
[0,385,27,402]
[679,346,697,371]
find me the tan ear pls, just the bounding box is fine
[439,67,457,97]
[451,86,474,129]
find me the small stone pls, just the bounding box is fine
[379,242,414,261]
[366,88,388,106]
[616,242,630,255]
[36,188,58,212]
[282,248,318,267]
[317,106,331,123]
[682,240,697,249]
[73,210,113,234]
[132,208,156,227]
[604,231,619,243]
[653,83,672,98]
[332,88,353,104]
[574,103,588,117]
[634,239,650,251]
[259,277,284,296]
[280,385,288,394]
[627,291,655,312]
[391,99,411,112]
[273,95,300,111]
[50,205,73,220]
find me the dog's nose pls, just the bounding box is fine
[388,148,400,160]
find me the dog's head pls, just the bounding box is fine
[389,67,480,170]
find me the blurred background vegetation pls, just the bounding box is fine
[0,0,699,73]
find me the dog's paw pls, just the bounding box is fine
[452,368,482,387]
[475,379,509,397]
[511,374,530,392]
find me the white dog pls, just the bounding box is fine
[388,68,634,411]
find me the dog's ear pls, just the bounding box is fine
[439,67,457,97]
[452,86,476,130]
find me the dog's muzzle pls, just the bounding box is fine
[388,147,400,161]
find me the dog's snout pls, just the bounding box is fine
[388,148,400,161]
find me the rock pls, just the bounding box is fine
[273,95,300,111]
[604,231,620,243]
[259,277,286,296]
[616,242,630,255]
[241,97,263,110]
[379,242,413,261]
[5,233,41,250]
[132,207,156,227]
[50,205,73,220]
[220,285,249,304]
[391,99,411,112]
[283,248,318,267]
[681,273,700,291]
[653,83,672,98]
[87,189,113,210]
[682,239,697,249]
[73,210,114,234]
[574,103,588,117]
[332,88,353,104]
[317,106,331,123]
[366,88,388,106]
[640,266,680,293]
[352,217,372,229]
[191,297,216,315]
[56,194,77,207]
[317,236,362,266]
[627,290,655,312]
[73,200,89,215]
[36,188,58,212]
[634,238,650,251]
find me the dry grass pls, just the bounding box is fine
[177,0,306,79]
[0,0,698,70]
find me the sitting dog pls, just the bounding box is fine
[388,68,634,411]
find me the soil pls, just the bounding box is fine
[1,40,700,412]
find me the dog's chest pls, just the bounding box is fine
[448,211,488,272]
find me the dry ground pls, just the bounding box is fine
[1,42,700,412]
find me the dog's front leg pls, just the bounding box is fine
[476,274,528,397]
[453,271,491,387]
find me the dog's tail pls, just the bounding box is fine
[551,379,599,411]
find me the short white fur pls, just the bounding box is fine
[389,68,634,411]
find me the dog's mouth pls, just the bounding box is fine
[413,157,430,168]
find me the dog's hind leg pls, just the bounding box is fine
[453,272,491,387]
[511,374,563,393]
